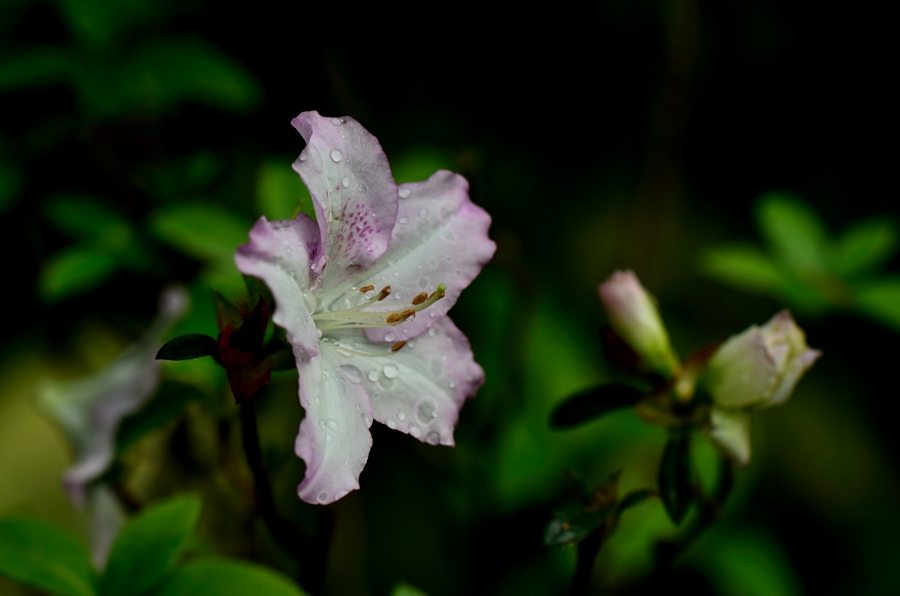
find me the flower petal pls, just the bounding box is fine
[235,215,321,360]
[294,349,373,505]
[709,407,753,466]
[705,327,779,409]
[291,111,398,288]
[324,316,483,446]
[335,170,494,343]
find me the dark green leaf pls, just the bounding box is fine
[125,39,262,112]
[0,47,71,90]
[44,194,133,245]
[0,518,96,596]
[616,489,657,516]
[700,244,784,293]
[40,245,119,301]
[150,202,249,262]
[550,383,645,428]
[833,218,897,277]
[156,334,219,361]
[56,0,162,47]
[0,160,23,213]
[100,496,202,596]
[156,558,306,596]
[256,158,313,220]
[544,503,604,547]
[756,193,829,272]
[854,277,900,331]
[658,430,694,524]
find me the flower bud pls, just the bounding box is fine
[708,407,752,466]
[598,270,680,377]
[705,310,820,410]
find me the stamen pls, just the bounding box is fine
[359,284,375,294]
[411,292,428,305]
[385,308,416,325]
[377,286,391,301]
[312,283,446,332]
[391,341,407,352]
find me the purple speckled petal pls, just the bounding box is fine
[235,215,321,360]
[295,347,373,505]
[341,170,494,344]
[291,111,398,289]
[323,316,483,446]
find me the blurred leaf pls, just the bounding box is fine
[616,489,656,516]
[391,149,454,184]
[658,430,693,524]
[101,496,202,596]
[0,160,23,213]
[55,0,162,47]
[854,276,900,331]
[156,334,219,361]
[125,39,261,112]
[0,47,71,90]
[700,244,784,293]
[550,383,645,429]
[150,202,248,262]
[40,245,119,301]
[832,218,897,277]
[256,158,313,220]
[692,528,801,596]
[756,193,828,272]
[544,503,604,547]
[391,583,429,596]
[156,558,306,596]
[0,518,96,596]
[116,382,203,453]
[45,195,133,244]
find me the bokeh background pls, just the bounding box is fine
[3,1,899,594]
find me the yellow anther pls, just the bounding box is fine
[391,341,407,352]
[411,291,429,305]
[377,286,392,301]
[359,284,375,293]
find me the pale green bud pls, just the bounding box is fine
[598,270,680,377]
[705,310,820,410]
[709,407,752,466]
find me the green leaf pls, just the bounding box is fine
[658,430,694,524]
[45,194,133,244]
[0,160,23,213]
[550,383,645,429]
[100,496,202,596]
[150,202,249,262]
[756,193,829,272]
[256,158,313,220]
[0,518,96,596]
[544,503,604,547]
[832,218,897,277]
[156,558,306,596]
[616,489,656,516]
[40,245,119,301]
[0,47,72,90]
[700,244,785,293]
[391,583,429,596]
[55,0,162,47]
[156,334,219,361]
[854,277,900,331]
[124,39,262,112]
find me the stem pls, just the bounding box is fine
[239,399,332,593]
[570,530,604,596]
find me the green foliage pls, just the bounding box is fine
[156,334,219,361]
[150,202,248,262]
[702,193,900,330]
[0,48,71,90]
[100,496,202,596]
[257,159,314,220]
[40,245,120,301]
[0,518,97,596]
[115,382,204,453]
[155,558,306,596]
[0,159,22,213]
[658,430,693,524]
[550,383,646,429]
[45,195,133,246]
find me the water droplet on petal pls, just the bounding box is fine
[367,370,379,383]
[330,149,344,162]
[331,117,345,125]
[386,419,397,430]
[441,228,457,242]
[317,328,324,339]
[299,149,308,161]
[398,216,409,224]
[427,327,437,336]
[363,414,373,426]
[398,411,406,421]
[342,177,351,188]
[399,188,411,198]
[340,365,362,384]
[410,424,421,437]
[385,332,396,342]
[382,363,399,379]
[326,418,339,431]
[416,400,437,424]
[425,431,441,445]
[418,207,428,218]
[317,491,329,503]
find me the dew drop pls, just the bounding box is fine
[298,149,308,161]
[363,414,374,426]
[330,149,344,162]
[399,216,409,224]
[418,207,428,218]
[416,400,437,424]
[427,326,437,336]
[387,419,397,430]
[425,431,441,445]
[342,177,351,188]
[399,188,411,198]
[317,328,324,339]
[331,117,345,125]
[326,418,339,431]
[340,365,362,383]
[410,424,421,438]
[382,363,399,379]
[317,491,329,503]
[398,411,407,421]
[417,276,429,289]
[367,370,379,383]
[385,332,396,342]
[441,228,457,242]
[449,381,456,389]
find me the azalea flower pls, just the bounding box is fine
[40,287,188,507]
[236,112,495,504]
[704,310,820,464]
